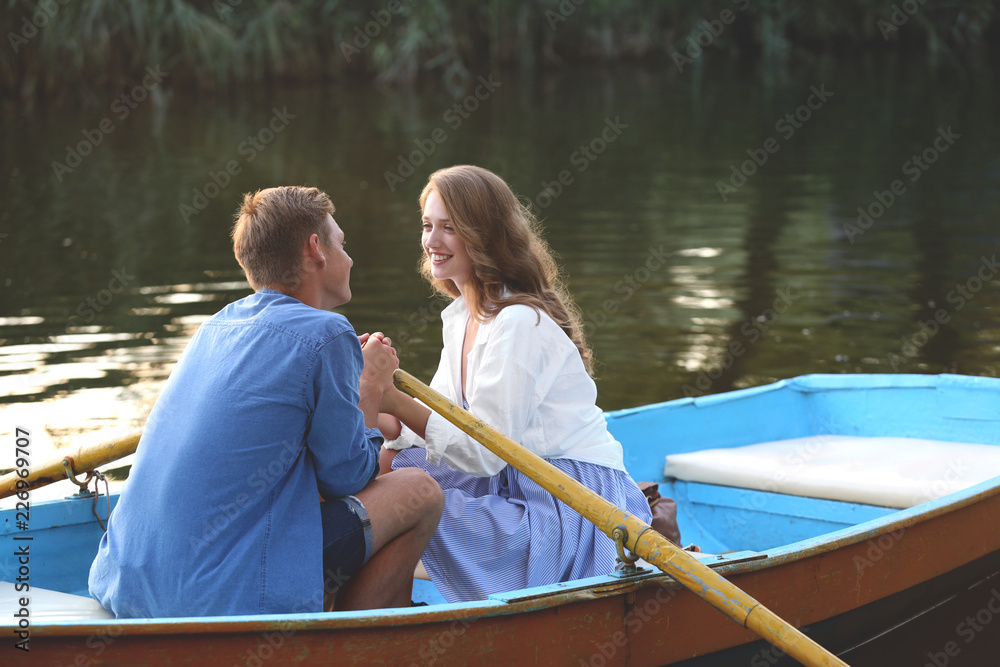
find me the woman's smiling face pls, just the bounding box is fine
[421,189,473,293]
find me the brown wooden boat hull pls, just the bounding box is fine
[22,481,1000,666]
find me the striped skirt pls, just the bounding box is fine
[391,448,653,603]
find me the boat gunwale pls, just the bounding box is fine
[604,372,1000,419]
[22,576,657,636]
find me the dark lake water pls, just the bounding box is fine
[4,60,999,451]
[1,58,999,663]
[0,64,1000,444]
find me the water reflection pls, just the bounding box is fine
[0,276,253,463]
[1,62,998,467]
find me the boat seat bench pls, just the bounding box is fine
[1,580,115,622]
[0,576,448,621]
[664,435,1000,509]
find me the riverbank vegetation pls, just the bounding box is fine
[3,0,997,108]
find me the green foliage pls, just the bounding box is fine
[2,0,996,107]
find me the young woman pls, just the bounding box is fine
[379,165,652,603]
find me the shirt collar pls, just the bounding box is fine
[440,286,514,323]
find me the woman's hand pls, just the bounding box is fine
[359,332,432,439]
[358,331,393,350]
[358,332,398,427]
[359,332,398,392]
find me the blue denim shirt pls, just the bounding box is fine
[89,290,382,617]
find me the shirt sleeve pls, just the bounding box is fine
[384,415,425,451]
[424,308,554,477]
[306,331,382,499]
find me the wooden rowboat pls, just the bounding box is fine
[3,372,1000,665]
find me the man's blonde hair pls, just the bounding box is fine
[231,186,334,290]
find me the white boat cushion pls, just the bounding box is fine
[1,581,115,622]
[663,435,1000,508]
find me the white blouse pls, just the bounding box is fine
[386,296,626,477]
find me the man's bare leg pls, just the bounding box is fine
[335,468,443,610]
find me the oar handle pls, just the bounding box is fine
[0,429,141,500]
[392,369,848,667]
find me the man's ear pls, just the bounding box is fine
[306,233,326,268]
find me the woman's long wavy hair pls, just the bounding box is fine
[418,165,594,375]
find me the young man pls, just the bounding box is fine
[89,186,443,617]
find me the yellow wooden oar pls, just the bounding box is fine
[0,429,141,500]
[393,369,848,667]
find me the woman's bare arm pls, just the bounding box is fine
[381,386,431,440]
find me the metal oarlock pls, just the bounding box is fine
[62,456,111,531]
[62,456,94,490]
[611,525,651,578]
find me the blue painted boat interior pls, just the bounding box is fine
[4,374,1000,609]
[605,373,1000,555]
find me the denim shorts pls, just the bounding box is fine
[320,495,373,589]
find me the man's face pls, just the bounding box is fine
[321,214,353,308]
